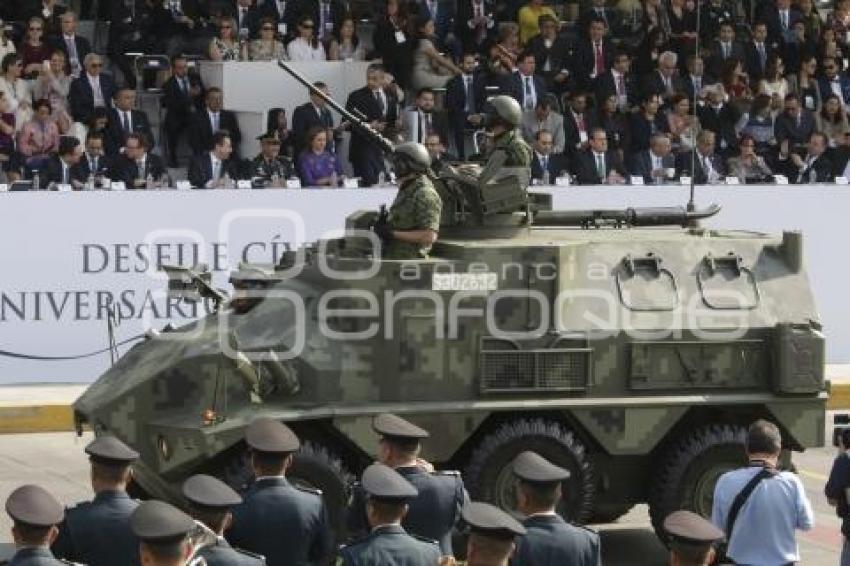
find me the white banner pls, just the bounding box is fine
[0,185,846,384]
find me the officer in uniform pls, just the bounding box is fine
[511,451,600,566]
[4,484,72,566]
[130,500,196,566]
[182,474,265,565]
[348,413,466,557]
[251,134,293,187]
[373,142,442,260]
[338,463,442,565]
[52,435,140,566]
[663,510,725,566]
[225,418,332,566]
[462,501,527,566]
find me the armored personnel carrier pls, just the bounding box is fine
[73,64,826,543]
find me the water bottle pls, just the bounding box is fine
[222,172,232,189]
[377,171,386,185]
[32,170,40,191]
[86,174,94,191]
[146,173,154,190]
[542,170,550,185]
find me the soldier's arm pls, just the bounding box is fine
[476,149,508,185]
[390,185,441,245]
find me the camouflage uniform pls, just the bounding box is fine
[384,174,442,259]
[251,154,294,183]
[489,129,532,168]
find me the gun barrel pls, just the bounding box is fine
[534,203,721,228]
[276,60,394,154]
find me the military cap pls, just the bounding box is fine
[663,510,725,547]
[360,463,418,501]
[512,451,570,484]
[245,418,300,453]
[5,485,63,527]
[372,413,429,441]
[130,500,195,544]
[182,474,242,510]
[257,133,281,144]
[461,501,526,541]
[85,435,139,464]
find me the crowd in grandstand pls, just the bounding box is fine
[0,0,849,187]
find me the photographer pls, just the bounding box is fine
[826,428,850,566]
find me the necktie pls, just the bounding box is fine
[596,153,605,179]
[91,157,97,173]
[782,10,788,29]
[758,43,766,69]
[239,7,246,27]
[616,74,625,98]
[92,77,103,106]
[665,76,672,93]
[465,76,474,113]
[122,111,131,133]
[212,112,219,131]
[595,42,604,75]
[425,113,432,134]
[212,158,220,181]
[694,76,701,93]
[66,37,78,64]
[374,91,385,116]
[524,77,533,108]
[180,77,188,94]
[723,42,729,59]
[62,163,68,184]
[138,160,145,179]
[577,113,585,131]
[542,155,548,172]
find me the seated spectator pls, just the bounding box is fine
[676,129,725,183]
[423,132,456,174]
[0,91,21,181]
[454,0,496,55]
[578,0,622,40]
[287,15,327,61]
[698,83,740,158]
[633,27,668,78]
[400,87,449,145]
[232,0,265,38]
[700,0,734,45]
[668,0,697,55]
[292,84,337,157]
[572,127,626,184]
[505,51,547,112]
[298,126,341,186]
[777,130,834,182]
[115,133,167,189]
[410,15,460,91]
[34,50,72,134]
[744,22,777,84]
[249,17,286,61]
[0,18,16,63]
[681,54,713,104]
[51,11,90,78]
[71,131,115,186]
[640,0,669,36]
[818,57,850,110]
[563,91,596,155]
[17,99,59,170]
[0,54,33,131]
[727,134,774,182]
[189,88,241,157]
[596,93,630,155]
[261,0,300,38]
[445,52,485,159]
[530,129,569,183]
[107,87,154,154]
[487,23,520,79]
[817,94,850,147]
[20,17,51,80]
[792,54,820,112]
[328,16,365,61]
[85,107,112,155]
[720,59,752,107]
[641,51,682,105]
[757,54,789,112]
[785,21,816,76]
[68,53,116,126]
[251,133,294,185]
[761,0,802,47]
[266,107,295,158]
[574,18,614,90]
[517,0,557,46]
[775,92,816,151]
[629,93,668,153]
[667,94,699,154]
[707,22,745,83]
[629,133,676,184]
[521,96,564,155]
[209,17,244,62]
[38,134,82,189]
[740,94,776,155]
[595,51,638,113]
[188,131,240,188]
[527,15,571,96]
[24,0,65,37]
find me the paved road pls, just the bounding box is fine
[0,431,843,565]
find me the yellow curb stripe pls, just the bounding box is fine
[828,384,850,410]
[0,405,74,433]
[799,469,829,482]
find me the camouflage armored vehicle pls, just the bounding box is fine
[73,65,827,544]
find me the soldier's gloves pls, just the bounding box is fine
[373,222,394,242]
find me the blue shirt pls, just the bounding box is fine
[711,466,814,565]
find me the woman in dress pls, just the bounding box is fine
[249,17,287,61]
[328,16,365,61]
[17,99,59,170]
[410,15,461,91]
[34,50,72,133]
[726,133,773,182]
[299,126,342,187]
[757,54,789,111]
[287,15,327,61]
[667,93,699,154]
[21,17,51,79]
[790,54,820,112]
[816,94,850,147]
[209,17,243,61]
[0,54,33,132]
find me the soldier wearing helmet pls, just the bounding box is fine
[480,95,532,180]
[373,142,443,259]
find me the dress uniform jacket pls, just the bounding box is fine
[226,477,331,566]
[511,514,601,566]
[384,175,442,260]
[51,490,139,566]
[198,537,266,566]
[8,547,75,566]
[338,524,441,566]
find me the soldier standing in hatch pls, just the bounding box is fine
[347,413,467,557]
[373,142,442,260]
[52,435,141,566]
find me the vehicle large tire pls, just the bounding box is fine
[589,503,634,524]
[464,419,596,523]
[648,424,748,539]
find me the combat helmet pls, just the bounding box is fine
[391,142,432,177]
[487,95,522,128]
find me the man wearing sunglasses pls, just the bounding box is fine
[68,53,117,125]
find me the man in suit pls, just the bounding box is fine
[629,133,676,184]
[526,14,572,96]
[189,87,241,157]
[51,436,140,565]
[39,135,83,189]
[641,51,683,105]
[51,10,91,78]
[521,96,565,154]
[682,55,715,104]
[261,0,301,39]
[230,0,266,38]
[777,131,833,183]
[563,91,596,155]
[511,452,601,566]
[573,18,614,90]
[744,22,778,83]
[70,132,115,186]
[401,88,450,146]
[106,88,155,155]
[531,130,569,183]
[707,22,746,80]
[188,131,240,189]
[699,0,735,45]
[697,84,740,158]
[773,93,815,149]
[818,57,850,110]
[595,51,638,112]
[345,64,398,186]
[573,127,625,184]
[445,53,486,159]
[68,53,116,125]
[162,55,206,167]
[504,51,549,112]
[577,0,621,37]
[454,0,496,54]
[676,129,725,183]
[292,81,339,157]
[227,418,332,565]
[759,0,800,47]
[115,133,167,189]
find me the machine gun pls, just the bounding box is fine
[533,203,722,229]
[162,264,227,310]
